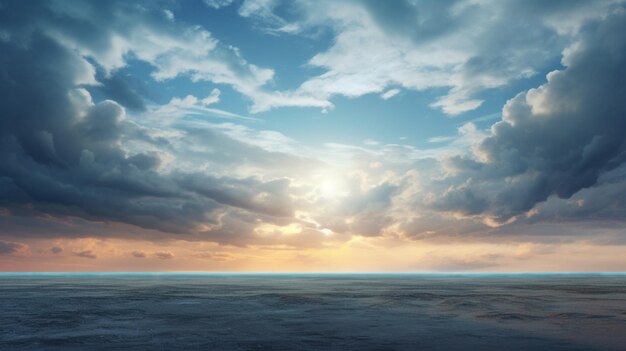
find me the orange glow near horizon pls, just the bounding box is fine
[2,236,626,273]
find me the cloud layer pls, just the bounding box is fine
[0,0,625,258]
[240,0,623,114]
[0,0,318,246]
[422,9,626,224]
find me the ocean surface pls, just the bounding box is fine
[1,273,625,350]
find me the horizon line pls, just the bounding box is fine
[1,271,625,275]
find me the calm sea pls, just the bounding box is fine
[1,273,625,350]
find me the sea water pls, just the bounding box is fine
[1,273,625,350]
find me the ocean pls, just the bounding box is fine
[1,273,625,350]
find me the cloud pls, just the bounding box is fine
[193,251,236,261]
[380,89,400,100]
[427,136,455,144]
[50,246,63,254]
[132,250,146,258]
[154,251,174,260]
[96,71,147,112]
[428,8,626,223]
[295,4,626,242]
[1,0,330,114]
[238,0,302,35]
[243,0,622,114]
[74,250,97,259]
[204,0,235,10]
[41,0,271,98]
[146,89,259,122]
[0,0,625,252]
[359,7,626,245]
[0,241,28,255]
[0,1,323,246]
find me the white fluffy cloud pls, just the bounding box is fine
[241,0,623,114]
[23,0,328,114]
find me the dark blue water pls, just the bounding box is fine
[1,273,625,350]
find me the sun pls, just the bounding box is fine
[320,180,337,198]
[317,174,348,199]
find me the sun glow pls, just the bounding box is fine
[317,173,348,199]
[320,180,338,198]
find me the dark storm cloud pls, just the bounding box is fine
[177,173,294,218]
[0,1,148,105]
[431,185,488,216]
[0,241,28,255]
[96,72,147,112]
[0,0,298,243]
[432,9,626,223]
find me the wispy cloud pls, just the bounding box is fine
[74,250,97,259]
[154,251,175,260]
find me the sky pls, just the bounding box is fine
[1,0,626,272]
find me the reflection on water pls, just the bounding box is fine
[1,273,625,350]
